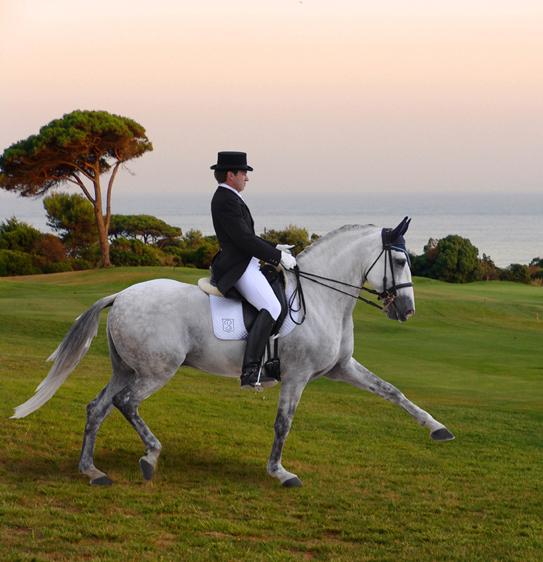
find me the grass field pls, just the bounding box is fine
[1,267,542,561]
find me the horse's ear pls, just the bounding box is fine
[389,217,411,241]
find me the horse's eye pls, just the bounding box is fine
[396,259,406,268]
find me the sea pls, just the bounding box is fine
[1,190,542,268]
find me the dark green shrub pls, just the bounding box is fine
[0,218,42,253]
[500,263,531,284]
[412,235,483,283]
[530,268,543,281]
[71,259,94,271]
[161,246,184,267]
[0,250,41,276]
[110,237,161,267]
[410,252,430,278]
[43,192,98,259]
[261,224,318,254]
[529,257,543,282]
[162,230,218,269]
[43,261,74,274]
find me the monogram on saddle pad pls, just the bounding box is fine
[197,264,299,340]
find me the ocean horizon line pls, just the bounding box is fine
[1,190,542,267]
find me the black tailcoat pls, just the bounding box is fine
[211,186,281,296]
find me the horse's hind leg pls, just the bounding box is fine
[79,384,118,486]
[111,368,177,482]
[326,358,454,441]
[79,331,136,486]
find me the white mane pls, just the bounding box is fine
[298,224,379,263]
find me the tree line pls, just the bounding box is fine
[0,192,541,285]
[0,194,212,275]
[0,192,319,275]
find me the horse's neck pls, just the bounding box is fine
[298,226,380,287]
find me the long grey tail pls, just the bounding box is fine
[11,294,118,419]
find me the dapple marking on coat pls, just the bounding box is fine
[12,223,454,487]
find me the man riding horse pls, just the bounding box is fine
[210,151,297,390]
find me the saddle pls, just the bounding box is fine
[198,264,294,382]
[198,264,290,336]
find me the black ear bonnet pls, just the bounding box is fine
[382,217,411,262]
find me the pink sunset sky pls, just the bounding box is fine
[1,0,541,195]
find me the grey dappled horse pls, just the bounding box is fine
[12,222,454,487]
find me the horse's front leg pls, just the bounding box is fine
[267,376,309,487]
[326,358,454,441]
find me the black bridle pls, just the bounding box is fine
[363,227,414,307]
[287,228,414,325]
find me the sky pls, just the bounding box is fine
[1,0,542,195]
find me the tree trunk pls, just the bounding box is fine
[95,210,111,267]
[92,179,111,267]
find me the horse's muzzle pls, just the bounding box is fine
[386,295,415,322]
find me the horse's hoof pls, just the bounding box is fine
[139,458,155,481]
[90,475,113,486]
[431,428,455,441]
[282,476,303,487]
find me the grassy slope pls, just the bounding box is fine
[0,269,542,561]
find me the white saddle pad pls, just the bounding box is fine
[210,285,299,340]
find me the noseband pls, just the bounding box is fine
[290,228,414,323]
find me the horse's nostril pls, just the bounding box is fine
[406,309,415,318]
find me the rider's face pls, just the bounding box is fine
[227,170,249,193]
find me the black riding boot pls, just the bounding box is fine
[240,309,278,390]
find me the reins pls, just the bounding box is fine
[287,228,414,325]
[293,268,385,310]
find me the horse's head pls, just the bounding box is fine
[365,217,415,323]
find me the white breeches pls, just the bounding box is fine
[234,258,281,321]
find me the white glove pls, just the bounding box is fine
[280,251,297,270]
[277,244,295,252]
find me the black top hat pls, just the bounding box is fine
[210,151,253,171]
